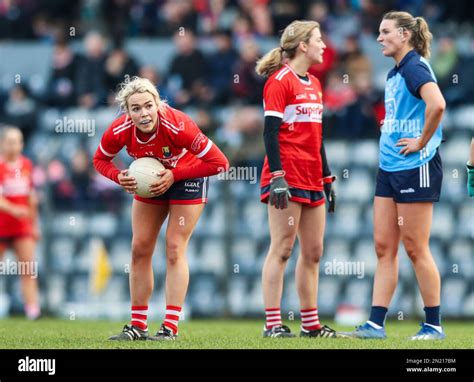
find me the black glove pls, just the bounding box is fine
[269,172,291,209]
[323,175,336,213]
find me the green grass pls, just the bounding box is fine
[0,318,472,349]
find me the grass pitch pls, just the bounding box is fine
[0,318,472,349]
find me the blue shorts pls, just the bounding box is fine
[134,177,209,205]
[375,150,443,203]
[260,185,325,207]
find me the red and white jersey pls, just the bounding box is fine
[0,156,33,206]
[94,104,228,184]
[0,156,34,235]
[261,64,325,191]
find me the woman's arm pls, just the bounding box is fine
[397,82,445,155]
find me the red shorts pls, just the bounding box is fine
[0,216,33,249]
[134,177,209,205]
[260,185,325,207]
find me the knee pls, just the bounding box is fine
[166,236,186,266]
[131,239,154,263]
[374,237,398,260]
[403,237,425,263]
[301,243,324,264]
[270,238,295,263]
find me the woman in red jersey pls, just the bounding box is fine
[255,20,337,338]
[0,126,41,320]
[93,77,228,341]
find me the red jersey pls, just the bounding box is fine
[93,104,228,186]
[0,156,34,237]
[261,64,324,191]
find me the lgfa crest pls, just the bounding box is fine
[162,146,171,158]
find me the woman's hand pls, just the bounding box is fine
[149,169,174,196]
[117,169,137,194]
[396,138,423,156]
[10,205,30,219]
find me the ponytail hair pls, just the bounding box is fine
[256,20,320,77]
[383,11,433,58]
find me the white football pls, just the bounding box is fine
[127,157,165,198]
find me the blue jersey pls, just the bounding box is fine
[379,50,442,172]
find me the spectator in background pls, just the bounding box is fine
[155,0,198,36]
[104,42,139,105]
[195,0,237,35]
[46,39,78,108]
[138,65,172,105]
[339,34,372,82]
[75,31,108,109]
[232,38,265,104]
[308,32,337,86]
[206,29,239,105]
[2,85,37,144]
[168,29,210,106]
[432,36,459,88]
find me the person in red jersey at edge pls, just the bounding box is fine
[255,20,337,338]
[0,126,41,320]
[93,77,229,341]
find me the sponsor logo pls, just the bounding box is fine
[400,188,415,193]
[295,93,307,100]
[295,104,323,118]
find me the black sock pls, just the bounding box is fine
[368,306,388,327]
[424,306,441,326]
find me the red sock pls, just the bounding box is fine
[163,305,182,334]
[265,308,282,329]
[301,307,321,331]
[131,305,148,330]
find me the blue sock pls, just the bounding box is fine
[368,306,388,327]
[424,306,441,326]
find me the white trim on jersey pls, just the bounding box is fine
[195,140,213,158]
[275,68,290,81]
[161,119,179,134]
[284,64,312,85]
[99,142,117,157]
[113,121,133,135]
[264,110,284,118]
[135,132,157,144]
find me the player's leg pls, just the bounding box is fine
[339,196,400,339]
[154,203,204,339]
[397,202,445,339]
[262,201,302,337]
[110,199,169,340]
[295,202,335,337]
[12,237,40,320]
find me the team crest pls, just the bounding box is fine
[162,146,172,158]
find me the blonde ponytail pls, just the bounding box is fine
[413,16,432,59]
[255,47,284,77]
[255,20,320,77]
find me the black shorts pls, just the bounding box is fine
[375,150,443,203]
[260,185,325,207]
[134,177,209,205]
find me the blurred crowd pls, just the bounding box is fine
[0,0,473,210]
